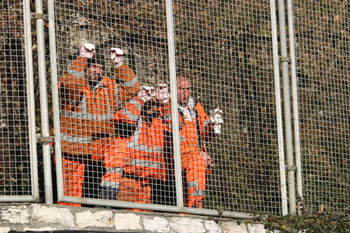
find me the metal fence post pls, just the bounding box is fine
[270,0,288,216]
[287,0,303,216]
[165,0,184,209]
[47,0,63,204]
[35,0,53,204]
[24,0,39,201]
[277,0,296,215]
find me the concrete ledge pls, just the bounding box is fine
[0,204,270,233]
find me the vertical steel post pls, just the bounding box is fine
[277,0,296,215]
[165,0,184,209]
[287,0,303,216]
[35,0,53,204]
[47,0,64,203]
[24,0,39,200]
[270,0,288,216]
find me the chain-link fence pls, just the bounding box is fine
[293,0,350,215]
[0,1,38,201]
[1,0,349,217]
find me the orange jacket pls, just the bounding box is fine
[100,98,167,190]
[58,56,139,156]
[115,97,167,181]
[177,97,211,153]
[159,97,211,153]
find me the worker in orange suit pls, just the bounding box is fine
[155,77,223,208]
[97,85,167,210]
[57,43,139,206]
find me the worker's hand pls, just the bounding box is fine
[110,47,124,68]
[200,152,213,167]
[80,43,95,59]
[155,81,169,103]
[210,108,223,134]
[138,86,155,103]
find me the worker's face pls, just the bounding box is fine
[85,64,103,83]
[177,80,192,105]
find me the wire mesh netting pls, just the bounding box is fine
[293,0,350,215]
[53,0,282,215]
[0,1,33,197]
[172,0,281,214]
[54,0,174,208]
[2,0,349,217]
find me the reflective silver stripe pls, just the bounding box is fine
[61,110,113,121]
[80,92,87,114]
[96,86,112,120]
[129,99,143,112]
[179,136,186,141]
[203,120,211,126]
[192,190,205,197]
[122,108,140,121]
[122,76,138,88]
[188,180,198,189]
[68,69,85,78]
[188,180,205,197]
[121,98,142,121]
[128,118,142,148]
[128,143,163,154]
[97,113,113,121]
[61,110,97,120]
[128,159,162,169]
[106,167,123,174]
[100,180,121,189]
[62,87,113,121]
[60,134,92,143]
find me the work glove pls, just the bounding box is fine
[138,86,155,103]
[80,43,95,59]
[155,81,169,103]
[210,108,223,134]
[110,47,124,68]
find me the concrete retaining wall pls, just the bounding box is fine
[0,204,270,233]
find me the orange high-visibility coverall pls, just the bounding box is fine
[57,56,139,206]
[160,97,211,208]
[97,97,166,208]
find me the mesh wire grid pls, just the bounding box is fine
[1,0,347,217]
[54,0,173,207]
[293,0,350,214]
[53,0,282,215]
[173,0,281,214]
[0,1,33,197]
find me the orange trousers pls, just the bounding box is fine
[181,150,207,208]
[57,156,85,207]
